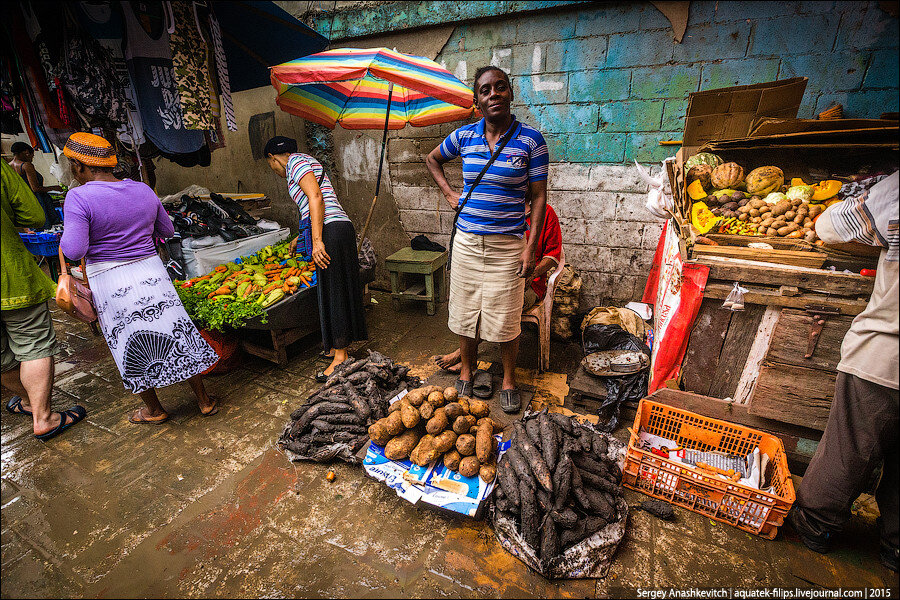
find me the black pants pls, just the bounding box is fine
[796,372,899,549]
[316,220,368,352]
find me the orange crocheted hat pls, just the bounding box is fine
[63,132,117,167]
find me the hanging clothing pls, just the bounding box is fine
[56,6,128,128]
[74,1,145,146]
[208,10,236,131]
[166,1,213,130]
[121,1,204,155]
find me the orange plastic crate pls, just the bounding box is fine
[623,398,795,539]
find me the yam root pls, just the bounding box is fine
[453,415,477,435]
[497,458,520,507]
[475,423,495,463]
[479,462,497,483]
[514,423,553,492]
[419,402,435,420]
[506,446,536,489]
[443,449,462,471]
[519,481,540,550]
[540,513,560,561]
[405,388,427,407]
[468,399,490,418]
[456,433,476,456]
[443,387,459,402]
[444,402,465,421]
[411,435,439,466]
[433,430,457,453]
[384,411,405,436]
[427,391,446,407]
[367,420,392,446]
[458,456,481,478]
[384,429,421,460]
[426,408,449,435]
[538,413,558,471]
[400,401,421,429]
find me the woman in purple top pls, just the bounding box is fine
[59,133,218,424]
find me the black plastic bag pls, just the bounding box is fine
[582,324,650,433]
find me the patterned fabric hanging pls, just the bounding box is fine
[61,21,129,127]
[166,1,213,130]
[208,11,236,131]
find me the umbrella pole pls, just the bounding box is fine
[358,82,393,252]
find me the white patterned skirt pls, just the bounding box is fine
[87,255,218,394]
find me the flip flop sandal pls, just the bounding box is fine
[499,389,522,414]
[455,378,473,397]
[200,398,220,417]
[5,396,32,416]
[34,406,87,440]
[472,370,493,399]
[128,408,169,425]
[315,371,329,383]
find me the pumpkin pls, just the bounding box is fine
[686,164,713,190]
[684,152,723,170]
[790,177,809,187]
[687,179,708,200]
[811,179,841,202]
[710,162,745,189]
[745,166,784,196]
[691,201,720,234]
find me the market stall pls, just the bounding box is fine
[648,79,899,469]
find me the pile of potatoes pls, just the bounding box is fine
[735,196,825,241]
[367,385,500,482]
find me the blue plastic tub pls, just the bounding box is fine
[20,231,61,257]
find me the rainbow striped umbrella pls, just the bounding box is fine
[270,47,474,129]
[271,48,475,246]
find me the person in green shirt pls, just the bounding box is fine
[1,159,86,440]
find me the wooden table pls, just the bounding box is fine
[384,248,448,316]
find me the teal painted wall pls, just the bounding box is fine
[285,0,899,305]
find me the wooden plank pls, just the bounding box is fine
[680,299,732,397]
[709,304,765,399]
[703,282,868,315]
[690,255,874,296]
[692,245,827,269]
[748,362,836,430]
[647,388,822,473]
[765,309,853,371]
[733,307,781,405]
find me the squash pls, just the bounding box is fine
[686,164,713,191]
[691,201,720,234]
[687,179,708,200]
[746,166,784,196]
[790,177,809,187]
[811,179,841,202]
[710,162,745,189]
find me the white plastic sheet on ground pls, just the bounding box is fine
[491,419,628,579]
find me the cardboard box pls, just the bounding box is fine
[361,388,508,517]
[682,77,808,157]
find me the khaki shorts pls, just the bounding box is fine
[1,302,60,372]
[449,230,526,343]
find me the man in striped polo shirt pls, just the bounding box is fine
[426,66,549,413]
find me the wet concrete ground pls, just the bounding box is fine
[2,291,897,598]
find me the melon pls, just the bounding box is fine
[711,162,745,189]
[746,166,784,196]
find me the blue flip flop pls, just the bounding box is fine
[6,396,32,416]
[34,406,87,441]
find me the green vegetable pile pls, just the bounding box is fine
[176,240,315,331]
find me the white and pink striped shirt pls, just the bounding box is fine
[286,153,349,226]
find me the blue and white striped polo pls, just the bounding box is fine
[439,117,549,237]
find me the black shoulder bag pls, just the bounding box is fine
[448,119,519,269]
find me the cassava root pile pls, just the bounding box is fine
[493,410,624,564]
[277,351,420,461]
[367,385,500,482]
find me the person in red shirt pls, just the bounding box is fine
[432,202,563,373]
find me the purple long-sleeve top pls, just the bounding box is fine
[60,179,174,264]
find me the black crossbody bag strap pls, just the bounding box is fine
[448,120,518,267]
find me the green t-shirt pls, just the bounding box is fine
[1,159,56,310]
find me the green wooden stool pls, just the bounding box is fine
[384,247,448,316]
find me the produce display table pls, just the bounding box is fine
[384,248,448,316]
[237,283,320,366]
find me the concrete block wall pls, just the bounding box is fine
[288,0,899,307]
